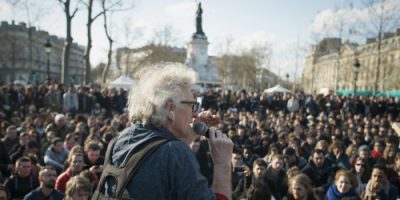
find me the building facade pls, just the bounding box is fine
[0,21,85,85]
[303,31,400,94]
[115,45,186,80]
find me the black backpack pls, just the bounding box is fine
[92,136,171,200]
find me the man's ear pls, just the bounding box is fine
[165,100,175,118]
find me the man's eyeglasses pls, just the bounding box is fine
[181,100,200,113]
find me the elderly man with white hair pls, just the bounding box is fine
[46,114,70,139]
[94,63,233,200]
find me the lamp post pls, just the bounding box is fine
[44,39,52,84]
[353,58,361,95]
[286,73,289,88]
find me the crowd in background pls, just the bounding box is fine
[0,83,399,200]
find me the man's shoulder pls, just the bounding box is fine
[23,187,42,199]
[111,125,180,166]
[50,189,65,199]
[44,146,53,154]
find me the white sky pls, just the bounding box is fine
[1,0,399,81]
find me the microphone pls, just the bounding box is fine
[193,122,239,152]
[193,122,210,138]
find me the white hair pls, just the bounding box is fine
[127,63,197,127]
[54,114,65,123]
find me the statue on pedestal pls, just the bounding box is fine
[194,3,205,38]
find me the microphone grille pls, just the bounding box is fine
[193,122,208,136]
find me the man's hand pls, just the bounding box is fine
[209,127,233,200]
[391,122,400,136]
[370,181,383,193]
[208,127,233,165]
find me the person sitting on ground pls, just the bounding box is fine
[83,142,104,177]
[64,176,92,200]
[361,163,398,200]
[4,156,39,200]
[234,159,275,200]
[24,166,64,200]
[231,149,246,191]
[283,173,318,200]
[245,179,274,200]
[44,137,69,174]
[301,149,333,199]
[283,147,307,171]
[55,153,85,193]
[351,157,371,195]
[326,169,359,200]
[265,154,288,199]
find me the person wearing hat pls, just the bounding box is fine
[358,145,376,167]
[283,147,308,171]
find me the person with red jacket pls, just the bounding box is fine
[55,153,85,193]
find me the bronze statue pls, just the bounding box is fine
[195,3,204,35]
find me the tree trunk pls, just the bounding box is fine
[61,0,75,84]
[84,0,94,84]
[101,4,113,85]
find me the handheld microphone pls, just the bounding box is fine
[193,122,210,138]
[193,122,239,152]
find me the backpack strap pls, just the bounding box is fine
[102,137,118,166]
[94,136,171,200]
[115,137,170,199]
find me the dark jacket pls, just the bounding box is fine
[0,140,11,179]
[302,160,333,191]
[23,187,64,200]
[4,173,40,200]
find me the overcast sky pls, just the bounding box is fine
[1,0,399,81]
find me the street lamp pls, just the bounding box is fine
[353,58,361,95]
[44,39,52,84]
[286,73,289,88]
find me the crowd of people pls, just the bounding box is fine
[0,78,400,199]
[192,90,400,200]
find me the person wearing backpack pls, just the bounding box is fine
[93,63,233,200]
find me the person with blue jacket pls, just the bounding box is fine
[101,63,233,200]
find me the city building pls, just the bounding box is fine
[303,30,400,94]
[115,45,186,80]
[0,21,85,85]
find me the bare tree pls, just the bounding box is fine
[83,0,131,84]
[100,0,113,84]
[58,0,79,84]
[214,41,272,90]
[359,0,400,93]
[150,25,179,47]
[91,62,106,82]
[118,17,143,75]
